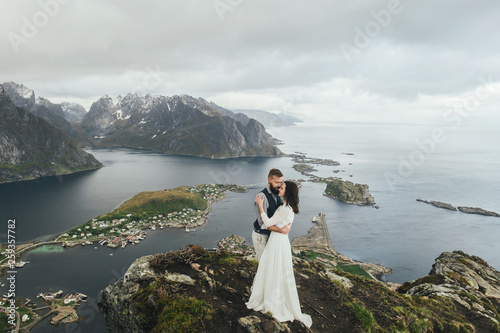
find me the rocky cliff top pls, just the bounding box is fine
[99,246,500,332]
[398,250,500,328]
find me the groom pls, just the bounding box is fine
[252,168,290,262]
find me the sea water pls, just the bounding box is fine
[1,122,499,332]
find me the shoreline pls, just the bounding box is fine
[291,212,393,283]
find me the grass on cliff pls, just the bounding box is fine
[122,245,500,333]
[133,277,214,333]
[100,186,207,220]
[297,250,373,280]
[333,271,481,333]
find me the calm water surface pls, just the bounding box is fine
[1,122,499,332]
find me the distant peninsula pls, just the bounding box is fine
[57,184,248,247]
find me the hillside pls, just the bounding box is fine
[100,186,208,220]
[0,84,102,183]
[99,246,500,332]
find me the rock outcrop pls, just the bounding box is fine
[458,206,500,218]
[324,179,376,207]
[416,198,457,211]
[399,251,500,330]
[0,84,102,183]
[417,198,500,218]
[99,245,500,333]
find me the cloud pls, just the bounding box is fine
[1,0,499,124]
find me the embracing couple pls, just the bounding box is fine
[246,168,312,328]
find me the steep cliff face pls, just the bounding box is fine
[0,84,102,183]
[80,94,282,158]
[99,245,500,333]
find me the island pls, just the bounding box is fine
[416,199,457,211]
[416,198,500,217]
[323,179,377,208]
[457,206,500,217]
[292,163,318,177]
[288,153,340,166]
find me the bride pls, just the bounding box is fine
[246,180,312,328]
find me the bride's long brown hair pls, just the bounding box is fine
[283,180,299,214]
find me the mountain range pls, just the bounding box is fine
[0,82,285,182]
[80,93,282,158]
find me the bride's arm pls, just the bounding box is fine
[255,195,291,234]
[267,223,291,235]
[260,205,289,228]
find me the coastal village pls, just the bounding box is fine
[56,183,247,249]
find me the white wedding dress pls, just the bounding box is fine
[246,204,312,328]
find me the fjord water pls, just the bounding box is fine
[1,122,499,332]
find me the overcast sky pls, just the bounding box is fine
[1,0,499,125]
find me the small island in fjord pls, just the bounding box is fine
[323,179,377,208]
[416,198,500,217]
